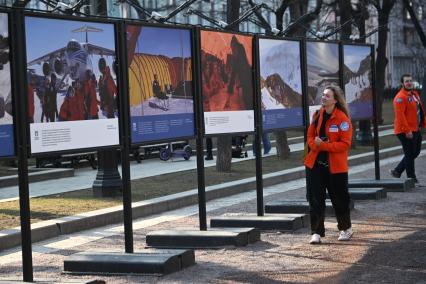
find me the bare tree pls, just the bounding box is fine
[273,0,323,160]
[213,0,241,172]
[369,0,396,124]
[402,0,426,105]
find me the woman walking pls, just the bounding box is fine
[304,86,353,244]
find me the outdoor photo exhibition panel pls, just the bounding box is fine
[24,15,119,154]
[258,37,303,130]
[200,29,255,135]
[126,24,195,144]
[343,44,374,121]
[306,41,340,121]
[0,12,15,157]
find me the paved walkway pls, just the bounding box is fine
[0,144,424,283]
[0,128,394,202]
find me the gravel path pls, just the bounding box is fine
[0,155,425,283]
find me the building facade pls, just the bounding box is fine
[388,0,425,88]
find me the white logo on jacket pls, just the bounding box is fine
[329,125,339,132]
[340,121,350,131]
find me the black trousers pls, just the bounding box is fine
[306,163,352,236]
[206,138,213,155]
[395,131,422,178]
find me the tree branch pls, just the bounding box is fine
[275,0,292,30]
[247,0,272,34]
[284,0,323,36]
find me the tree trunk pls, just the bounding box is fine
[274,130,290,159]
[338,0,352,41]
[351,1,372,146]
[216,136,233,172]
[375,26,388,124]
[214,0,241,172]
[375,1,396,124]
[227,0,240,24]
[272,0,319,160]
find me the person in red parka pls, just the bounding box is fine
[27,74,36,123]
[304,85,353,244]
[58,81,85,121]
[389,74,426,183]
[98,58,117,119]
[83,70,99,119]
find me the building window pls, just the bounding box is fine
[404,27,415,46]
[418,5,423,20]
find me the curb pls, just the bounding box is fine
[0,143,421,252]
[0,168,75,188]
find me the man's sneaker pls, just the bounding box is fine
[389,169,401,178]
[338,227,353,241]
[309,234,321,244]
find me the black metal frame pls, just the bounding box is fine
[370,44,380,180]
[193,26,207,230]
[340,42,376,122]
[198,27,256,137]
[122,20,198,147]
[301,38,309,141]
[252,34,264,216]
[0,8,18,160]
[22,11,121,157]
[256,34,306,132]
[11,9,33,282]
[115,19,134,253]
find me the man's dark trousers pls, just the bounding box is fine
[395,131,422,178]
[306,163,352,236]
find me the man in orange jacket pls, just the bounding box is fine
[390,74,426,183]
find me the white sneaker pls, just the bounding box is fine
[309,234,321,244]
[338,227,353,241]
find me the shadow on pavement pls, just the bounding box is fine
[318,227,426,283]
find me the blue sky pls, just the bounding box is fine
[306,41,339,72]
[25,17,116,78]
[344,45,371,72]
[25,17,115,62]
[134,26,191,58]
[0,13,7,37]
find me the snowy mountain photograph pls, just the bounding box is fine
[306,41,340,106]
[259,38,302,111]
[343,45,372,104]
[343,44,373,120]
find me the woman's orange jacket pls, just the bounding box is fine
[304,107,352,174]
[393,88,426,135]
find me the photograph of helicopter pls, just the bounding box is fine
[25,17,118,124]
[25,16,119,153]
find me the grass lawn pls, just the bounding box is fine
[381,99,394,125]
[0,133,402,231]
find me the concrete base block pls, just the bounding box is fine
[63,249,194,275]
[146,228,258,248]
[0,280,103,284]
[210,214,309,231]
[265,199,354,216]
[213,227,261,244]
[327,188,387,200]
[349,179,414,192]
